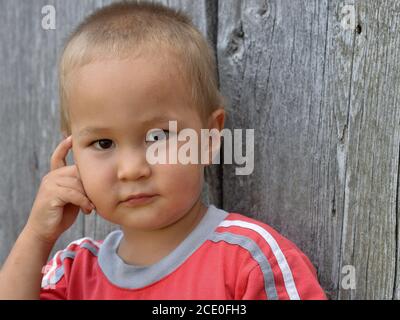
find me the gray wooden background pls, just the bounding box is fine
[1,0,399,300]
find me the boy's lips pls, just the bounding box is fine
[121,193,158,202]
[120,193,158,207]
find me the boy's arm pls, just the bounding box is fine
[0,227,55,299]
[241,248,327,300]
[0,136,94,300]
[283,248,327,300]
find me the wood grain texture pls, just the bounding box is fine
[217,0,400,299]
[0,0,399,300]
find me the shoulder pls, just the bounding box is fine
[210,211,326,300]
[213,211,302,255]
[41,236,103,289]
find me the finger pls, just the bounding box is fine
[55,186,95,214]
[53,165,81,180]
[55,176,88,199]
[55,176,95,211]
[50,135,72,171]
[54,162,81,181]
[51,166,94,211]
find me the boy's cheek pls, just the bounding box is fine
[160,163,203,190]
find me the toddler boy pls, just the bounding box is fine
[0,1,326,299]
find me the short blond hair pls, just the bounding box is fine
[59,0,226,136]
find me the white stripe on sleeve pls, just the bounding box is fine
[219,220,301,300]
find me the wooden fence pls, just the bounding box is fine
[0,0,399,300]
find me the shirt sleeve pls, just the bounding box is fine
[39,251,68,300]
[240,264,269,299]
[241,249,327,300]
[280,248,327,300]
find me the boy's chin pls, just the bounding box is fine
[120,214,185,232]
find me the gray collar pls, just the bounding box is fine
[98,204,228,289]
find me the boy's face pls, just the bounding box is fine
[67,53,214,231]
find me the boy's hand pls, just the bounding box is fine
[25,136,95,244]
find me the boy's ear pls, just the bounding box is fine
[204,108,225,165]
[207,108,225,131]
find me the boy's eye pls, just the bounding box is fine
[89,130,171,150]
[91,139,113,150]
[146,129,170,143]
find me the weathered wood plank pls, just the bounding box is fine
[337,0,400,300]
[217,0,400,300]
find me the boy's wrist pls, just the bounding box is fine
[0,224,57,300]
[21,225,58,248]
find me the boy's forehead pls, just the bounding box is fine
[74,56,180,91]
[68,54,192,111]
[66,49,206,132]
[68,58,203,133]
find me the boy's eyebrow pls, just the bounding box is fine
[78,115,180,137]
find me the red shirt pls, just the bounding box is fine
[40,205,327,300]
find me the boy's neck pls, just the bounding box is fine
[117,200,208,267]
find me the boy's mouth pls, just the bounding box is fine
[120,194,158,207]
[121,193,157,202]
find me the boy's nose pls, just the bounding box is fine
[116,148,151,181]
